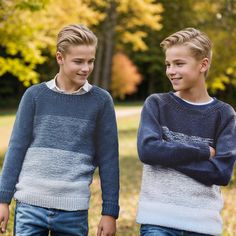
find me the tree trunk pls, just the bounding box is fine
[93,36,104,86]
[100,0,117,90]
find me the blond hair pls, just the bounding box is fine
[160,28,212,74]
[57,24,97,54]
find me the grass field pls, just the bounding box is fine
[0,108,236,236]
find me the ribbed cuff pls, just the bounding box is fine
[102,202,120,219]
[0,190,14,203]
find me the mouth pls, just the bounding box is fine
[170,77,182,80]
[170,77,182,82]
[170,77,182,86]
[77,74,88,77]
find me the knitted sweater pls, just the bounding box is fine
[0,83,119,218]
[137,92,236,235]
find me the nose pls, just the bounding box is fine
[166,65,176,76]
[81,63,89,72]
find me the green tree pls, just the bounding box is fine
[130,0,199,96]
[194,0,236,104]
[128,0,236,106]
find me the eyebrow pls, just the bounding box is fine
[165,58,187,63]
[73,57,96,61]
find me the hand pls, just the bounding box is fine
[209,146,216,157]
[97,215,116,236]
[0,203,9,234]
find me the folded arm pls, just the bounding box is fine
[175,111,236,186]
[138,96,236,186]
[138,96,210,166]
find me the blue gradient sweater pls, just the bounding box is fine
[0,83,119,218]
[137,92,236,235]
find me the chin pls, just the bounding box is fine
[74,78,86,84]
[172,86,181,91]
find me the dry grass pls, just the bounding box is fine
[0,109,236,236]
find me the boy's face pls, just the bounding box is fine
[56,45,96,91]
[165,45,208,92]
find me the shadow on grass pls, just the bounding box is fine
[0,152,5,168]
[117,155,142,236]
[114,101,143,107]
[120,155,142,187]
[0,109,17,116]
[118,129,138,138]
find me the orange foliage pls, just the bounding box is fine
[111,52,142,99]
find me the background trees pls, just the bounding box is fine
[0,0,50,86]
[87,0,162,91]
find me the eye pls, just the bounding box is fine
[88,59,95,64]
[74,60,83,64]
[176,62,185,66]
[165,63,170,68]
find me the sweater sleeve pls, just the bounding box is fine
[95,94,119,219]
[0,88,35,203]
[137,96,210,166]
[175,106,236,186]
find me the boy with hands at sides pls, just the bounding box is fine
[137,28,236,236]
[0,24,119,236]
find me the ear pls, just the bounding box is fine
[200,58,210,73]
[56,51,64,65]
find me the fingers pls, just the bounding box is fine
[97,225,102,236]
[97,227,116,236]
[209,146,216,157]
[0,217,8,233]
[0,204,9,234]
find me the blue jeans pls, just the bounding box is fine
[140,225,213,236]
[14,202,88,236]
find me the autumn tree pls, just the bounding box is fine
[0,0,105,87]
[111,52,142,99]
[85,0,163,90]
[194,0,236,102]
[129,0,199,96]
[0,0,50,86]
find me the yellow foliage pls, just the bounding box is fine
[36,0,106,53]
[0,0,162,86]
[0,0,105,86]
[117,0,163,51]
[0,57,39,83]
[226,67,234,75]
[209,75,230,92]
[111,52,142,99]
[122,31,148,51]
[0,1,51,86]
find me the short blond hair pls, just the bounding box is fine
[160,27,212,63]
[57,24,97,54]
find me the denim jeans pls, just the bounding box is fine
[14,201,88,236]
[140,225,213,236]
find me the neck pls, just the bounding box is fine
[175,88,211,103]
[56,74,83,92]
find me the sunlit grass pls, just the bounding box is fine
[0,112,15,167]
[88,113,141,235]
[222,187,236,236]
[0,108,236,236]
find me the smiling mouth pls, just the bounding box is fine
[170,78,182,85]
